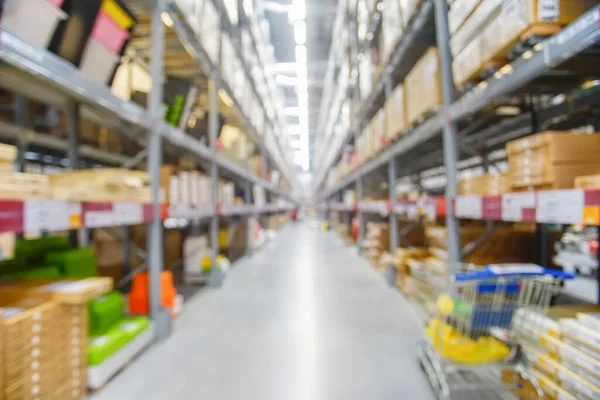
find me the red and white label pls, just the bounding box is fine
[23,199,81,233]
[502,192,536,221]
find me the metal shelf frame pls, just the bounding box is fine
[318,1,600,287]
[0,0,299,340]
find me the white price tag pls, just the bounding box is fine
[393,203,406,215]
[536,190,584,224]
[455,196,482,219]
[114,203,143,225]
[407,204,419,219]
[24,200,71,233]
[502,192,535,221]
[84,211,117,228]
[539,0,559,22]
[423,203,436,220]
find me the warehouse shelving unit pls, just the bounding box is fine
[315,0,600,302]
[0,0,298,340]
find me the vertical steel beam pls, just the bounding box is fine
[122,225,131,287]
[14,96,28,173]
[245,182,253,254]
[356,176,364,249]
[148,0,170,340]
[66,101,80,170]
[208,78,223,287]
[434,0,461,271]
[66,100,82,247]
[388,157,398,252]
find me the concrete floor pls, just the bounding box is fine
[93,223,435,400]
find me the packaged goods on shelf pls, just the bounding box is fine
[399,0,421,27]
[2,0,67,49]
[50,0,137,86]
[384,84,406,141]
[481,0,594,66]
[359,56,373,101]
[381,0,404,63]
[199,0,221,63]
[458,173,509,196]
[372,109,386,154]
[539,333,600,383]
[576,174,600,189]
[0,143,16,163]
[452,35,483,88]
[48,169,151,203]
[219,181,235,206]
[405,48,442,127]
[343,190,356,207]
[525,344,600,400]
[448,0,482,35]
[507,131,600,190]
[532,369,579,400]
[0,172,50,199]
[0,279,112,400]
[449,0,502,57]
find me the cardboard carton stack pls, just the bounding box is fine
[506,131,600,191]
[451,0,594,88]
[405,48,442,126]
[362,222,390,270]
[459,173,509,196]
[384,84,406,142]
[0,278,112,400]
[513,306,600,400]
[575,174,600,189]
[48,169,152,203]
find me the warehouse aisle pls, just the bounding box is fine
[93,223,434,400]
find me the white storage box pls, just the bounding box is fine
[79,38,121,85]
[2,0,67,49]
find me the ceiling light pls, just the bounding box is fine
[294,21,306,44]
[289,0,305,21]
[295,45,307,64]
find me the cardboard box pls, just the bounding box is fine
[481,0,594,65]
[508,132,600,190]
[405,48,442,126]
[449,0,483,34]
[381,0,404,63]
[459,173,509,195]
[372,109,386,153]
[385,84,406,140]
[0,295,65,400]
[452,35,483,87]
[450,0,502,56]
[0,143,16,162]
[575,174,600,189]
[49,169,152,203]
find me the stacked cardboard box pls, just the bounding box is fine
[405,48,442,126]
[0,172,50,199]
[506,131,600,190]
[514,307,600,400]
[575,174,600,189]
[0,278,111,400]
[384,84,406,141]
[451,0,594,87]
[458,173,509,196]
[48,169,152,203]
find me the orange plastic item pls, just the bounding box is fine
[129,271,177,316]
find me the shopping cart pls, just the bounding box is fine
[417,264,573,400]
